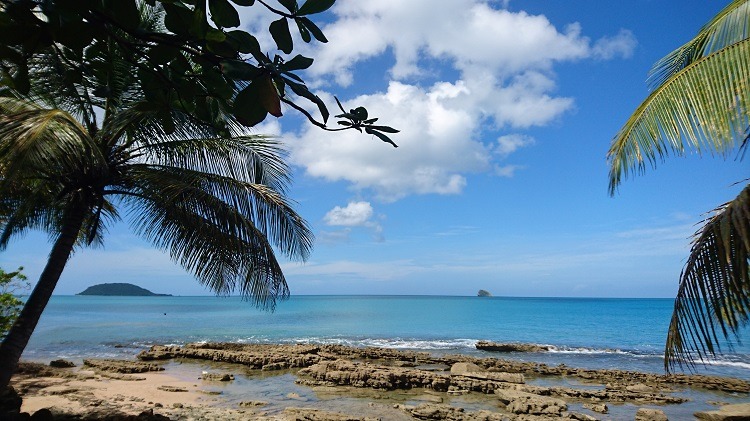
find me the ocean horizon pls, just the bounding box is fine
[23,295,750,382]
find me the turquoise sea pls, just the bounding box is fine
[22,295,750,380]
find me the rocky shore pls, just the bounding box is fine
[6,342,750,420]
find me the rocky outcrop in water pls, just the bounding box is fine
[476,341,550,353]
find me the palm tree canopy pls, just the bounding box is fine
[0,12,313,309]
[665,183,750,370]
[607,0,750,370]
[607,0,750,195]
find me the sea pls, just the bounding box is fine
[23,295,750,380]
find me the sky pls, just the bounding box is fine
[2,0,748,298]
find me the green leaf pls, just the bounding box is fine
[295,18,311,43]
[229,0,255,5]
[209,0,241,28]
[220,60,262,80]
[269,18,293,54]
[227,30,262,56]
[282,55,313,71]
[365,127,398,147]
[205,28,227,43]
[234,81,268,126]
[298,17,327,42]
[163,3,193,37]
[297,0,335,16]
[334,96,345,113]
[259,76,282,117]
[368,125,399,134]
[285,79,328,122]
[203,68,233,99]
[147,44,181,64]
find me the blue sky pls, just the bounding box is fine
[2,0,747,298]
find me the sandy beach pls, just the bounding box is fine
[4,342,750,420]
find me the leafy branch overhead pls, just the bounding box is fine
[0,0,398,144]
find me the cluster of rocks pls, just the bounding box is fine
[137,342,750,394]
[8,343,750,420]
[134,342,750,420]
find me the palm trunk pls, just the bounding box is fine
[0,208,85,389]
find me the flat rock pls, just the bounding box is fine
[83,359,164,374]
[495,388,567,416]
[582,402,608,414]
[695,403,750,420]
[476,341,550,353]
[200,372,234,382]
[450,362,525,384]
[282,407,380,420]
[635,408,668,421]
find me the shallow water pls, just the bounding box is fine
[24,295,750,381]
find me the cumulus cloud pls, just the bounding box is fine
[324,201,374,226]
[496,134,536,157]
[592,29,637,60]
[323,201,385,242]
[273,1,637,200]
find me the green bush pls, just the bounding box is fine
[0,267,28,339]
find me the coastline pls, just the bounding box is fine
[8,343,750,420]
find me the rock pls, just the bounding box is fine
[410,403,464,419]
[172,403,184,408]
[695,403,750,420]
[582,402,608,414]
[239,401,267,407]
[475,341,550,353]
[450,362,524,384]
[635,408,668,421]
[49,359,75,368]
[30,408,54,420]
[282,407,380,420]
[156,386,187,392]
[450,362,483,375]
[83,358,164,374]
[200,372,234,381]
[495,389,567,416]
[568,412,598,421]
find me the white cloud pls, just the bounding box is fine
[592,29,638,60]
[276,1,637,201]
[288,82,487,201]
[324,201,374,226]
[495,164,524,178]
[496,134,536,157]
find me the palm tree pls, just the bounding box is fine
[608,0,750,370]
[0,14,313,388]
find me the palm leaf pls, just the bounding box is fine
[649,0,750,89]
[120,164,312,309]
[665,182,750,370]
[608,38,750,194]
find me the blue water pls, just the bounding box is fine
[23,295,750,380]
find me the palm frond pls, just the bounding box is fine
[120,165,312,309]
[608,38,750,194]
[649,0,750,88]
[132,135,292,192]
[665,182,750,371]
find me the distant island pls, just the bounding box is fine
[477,289,492,297]
[77,283,172,297]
